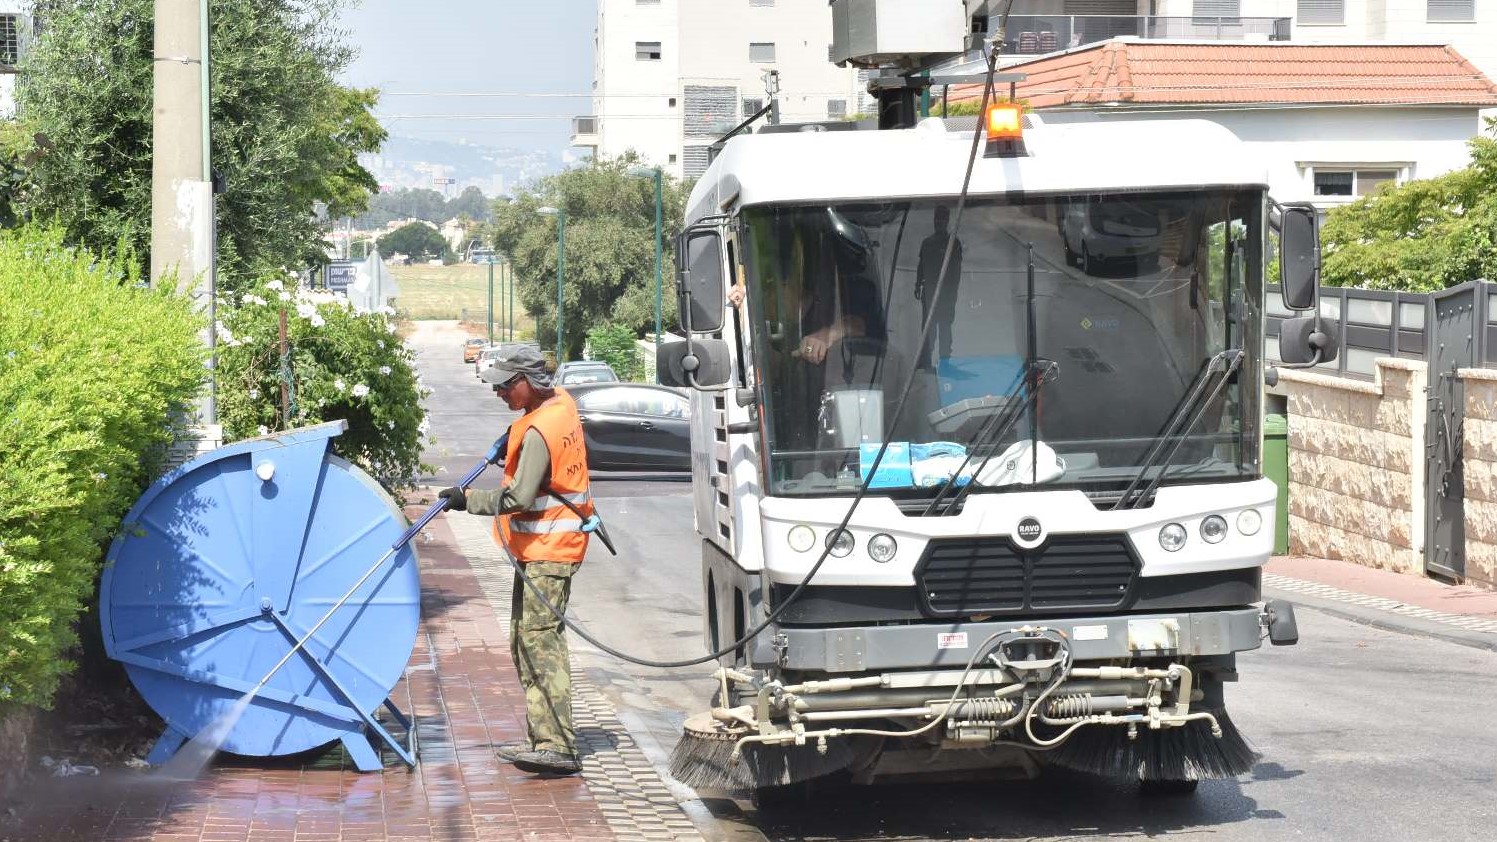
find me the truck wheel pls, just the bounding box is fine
[1139,778,1199,797]
[1082,243,1098,275]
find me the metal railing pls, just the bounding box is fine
[999,15,1291,56]
[1265,282,1497,379]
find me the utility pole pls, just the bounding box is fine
[152,0,213,291]
[152,0,217,421]
[763,69,781,125]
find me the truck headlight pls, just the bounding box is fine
[1200,515,1228,544]
[867,533,897,563]
[1158,523,1187,552]
[1237,509,1263,536]
[825,529,855,558]
[787,524,815,553]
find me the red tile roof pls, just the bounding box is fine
[950,41,1497,109]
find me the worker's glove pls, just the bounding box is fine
[437,487,467,512]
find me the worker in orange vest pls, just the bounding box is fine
[440,345,595,776]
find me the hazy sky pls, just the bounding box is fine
[341,0,596,152]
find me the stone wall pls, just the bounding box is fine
[1461,369,1497,588]
[1278,358,1426,574]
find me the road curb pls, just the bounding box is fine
[1265,584,1497,653]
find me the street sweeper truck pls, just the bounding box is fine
[658,0,1337,800]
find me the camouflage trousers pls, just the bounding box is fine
[510,561,578,754]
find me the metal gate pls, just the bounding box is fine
[1425,281,1494,580]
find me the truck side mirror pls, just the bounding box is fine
[678,230,725,334]
[1279,204,1319,311]
[1278,314,1340,367]
[658,337,732,388]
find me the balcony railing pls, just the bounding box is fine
[1000,15,1291,57]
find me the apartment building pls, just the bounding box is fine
[578,0,866,180]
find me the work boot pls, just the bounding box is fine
[495,742,529,763]
[512,749,582,776]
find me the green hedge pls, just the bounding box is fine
[0,227,205,708]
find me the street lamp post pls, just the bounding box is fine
[486,257,495,344]
[505,258,515,343]
[536,206,566,365]
[627,166,665,370]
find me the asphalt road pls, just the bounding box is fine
[411,321,1497,842]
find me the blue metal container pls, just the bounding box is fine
[100,421,419,770]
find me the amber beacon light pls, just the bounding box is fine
[984,102,1027,158]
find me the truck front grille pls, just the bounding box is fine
[915,536,1138,617]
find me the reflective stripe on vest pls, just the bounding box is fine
[520,490,592,513]
[494,389,594,564]
[510,518,586,534]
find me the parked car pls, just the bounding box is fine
[474,345,505,377]
[567,382,690,471]
[1060,198,1163,275]
[476,342,544,378]
[556,361,620,386]
[462,337,487,363]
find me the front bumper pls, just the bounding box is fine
[767,607,1264,673]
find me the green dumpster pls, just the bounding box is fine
[1262,413,1290,555]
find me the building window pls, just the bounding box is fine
[683,146,712,179]
[1427,0,1475,21]
[636,41,662,61]
[1296,0,1344,24]
[827,99,848,119]
[743,97,764,117]
[0,14,22,68]
[669,97,677,107]
[684,85,739,136]
[749,42,776,63]
[669,154,678,164]
[1193,0,1240,15]
[1313,168,1401,198]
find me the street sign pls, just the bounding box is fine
[325,261,358,294]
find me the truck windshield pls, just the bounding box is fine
[741,189,1263,499]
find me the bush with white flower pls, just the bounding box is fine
[215,275,431,491]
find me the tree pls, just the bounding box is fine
[1320,119,1497,292]
[378,221,449,261]
[15,0,385,293]
[491,154,688,359]
[447,185,493,222]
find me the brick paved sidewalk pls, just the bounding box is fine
[0,512,686,842]
[1266,554,1497,644]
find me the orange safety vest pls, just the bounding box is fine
[491,389,595,564]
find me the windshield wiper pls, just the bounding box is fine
[1111,348,1245,510]
[921,358,1060,517]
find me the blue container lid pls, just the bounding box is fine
[100,422,421,759]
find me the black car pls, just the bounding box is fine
[566,382,691,471]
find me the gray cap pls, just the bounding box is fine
[480,345,553,389]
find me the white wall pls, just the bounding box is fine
[594,0,682,175]
[592,0,862,180]
[1039,105,1483,205]
[679,0,861,124]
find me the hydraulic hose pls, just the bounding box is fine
[467,45,1007,671]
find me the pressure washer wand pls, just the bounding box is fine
[248,435,509,695]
